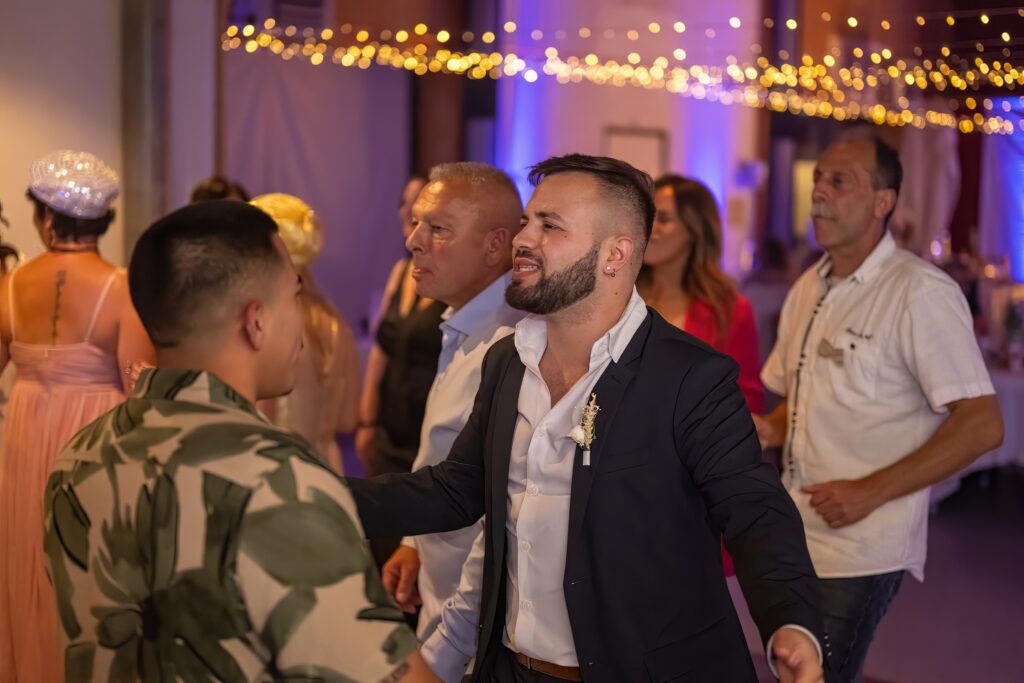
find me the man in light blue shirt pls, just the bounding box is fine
[376,162,523,679]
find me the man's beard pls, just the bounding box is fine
[505,244,599,315]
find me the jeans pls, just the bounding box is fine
[819,571,905,683]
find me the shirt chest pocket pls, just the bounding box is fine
[823,330,881,403]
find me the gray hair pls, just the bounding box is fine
[428,162,522,206]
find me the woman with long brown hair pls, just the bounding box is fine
[638,174,763,413]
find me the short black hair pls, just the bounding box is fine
[871,138,902,195]
[190,175,250,203]
[527,154,656,240]
[129,200,281,348]
[870,138,902,226]
[26,190,114,240]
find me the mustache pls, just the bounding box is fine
[811,201,834,219]
[515,247,542,264]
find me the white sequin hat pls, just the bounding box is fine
[28,150,120,220]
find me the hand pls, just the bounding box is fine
[752,412,784,449]
[381,545,421,613]
[355,425,376,470]
[802,477,884,529]
[386,651,443,683]
[772,627,824,683]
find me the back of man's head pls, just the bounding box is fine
[129,200,281,350]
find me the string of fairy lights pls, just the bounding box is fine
[223,8,1024,135]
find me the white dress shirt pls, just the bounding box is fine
[421,527,487,682]
[404,273,521,643]
[502,290,650,665]
[762,232,994,581]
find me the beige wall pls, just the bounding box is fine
[0,0,124,263]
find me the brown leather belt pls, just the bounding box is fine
[513,651,583,681]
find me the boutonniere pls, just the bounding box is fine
[569,393,600,466]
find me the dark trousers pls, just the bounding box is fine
[820,571,904,683]
[486,647,573,683]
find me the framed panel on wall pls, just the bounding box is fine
[602,126,669,179]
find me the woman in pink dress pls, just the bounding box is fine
[0,151,154,682]
[637,174,763,576]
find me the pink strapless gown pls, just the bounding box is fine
[0,342,124,682]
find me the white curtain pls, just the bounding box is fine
[889,125,961,257]
[222,49,412,333]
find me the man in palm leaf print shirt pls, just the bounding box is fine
[43,201,440,682]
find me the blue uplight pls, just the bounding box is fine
[990,98,1024,282]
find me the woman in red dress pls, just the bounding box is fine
[637,175,763,575]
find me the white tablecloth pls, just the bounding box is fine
[931,368,1024,503]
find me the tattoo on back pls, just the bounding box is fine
[52,270,67,345]
[380,661,411,682]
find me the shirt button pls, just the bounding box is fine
[527,484,539,496]
[519,541,531,552]
[522,600,533,611]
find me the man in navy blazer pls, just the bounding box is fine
[347,154,824,683]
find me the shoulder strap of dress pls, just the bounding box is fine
[83,270,118,344]
[7,266,17,342]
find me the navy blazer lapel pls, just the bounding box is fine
[566,312,652,543]
[489,352,525,558]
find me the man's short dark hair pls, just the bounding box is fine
[871,138,902,195]
[129,200,281,348]
[527,154,655,240]
[870,138,902,226]
[190,175,251,203]
[26,190,114,240]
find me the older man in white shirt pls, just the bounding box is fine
[378,162,524,664]
[755,137,1004,683]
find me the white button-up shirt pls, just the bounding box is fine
[404,273,521,642]
[501,289,649,665]
[762,232,994,581]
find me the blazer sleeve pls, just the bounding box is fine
[673,352,823,646]
[344,340,511,538]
